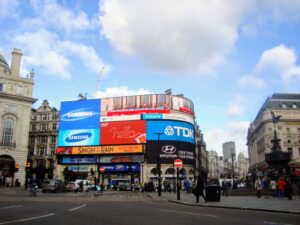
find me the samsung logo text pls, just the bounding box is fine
[65,132,92,142]
[61,108,94,122]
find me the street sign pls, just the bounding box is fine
[174,159,182,168]
[99,166,105,173]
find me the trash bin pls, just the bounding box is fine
[205,185,221,202]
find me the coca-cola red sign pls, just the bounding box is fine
[100,120,146,144]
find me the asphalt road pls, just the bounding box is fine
[0,192,299,225]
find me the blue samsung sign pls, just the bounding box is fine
[59,99,101,130]
[147,120,195,144]
[58,128,100,146]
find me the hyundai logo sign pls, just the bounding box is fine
[162,145,176,154]
[65,132,92,142]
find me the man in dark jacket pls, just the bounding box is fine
[196,174,206,203]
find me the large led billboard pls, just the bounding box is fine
[147,120,195,144]
[146,141,195,165]
[100,120,146,145]
[58,128,100,146]
[59,99,101,130]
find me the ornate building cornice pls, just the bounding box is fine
[0,92,37,104]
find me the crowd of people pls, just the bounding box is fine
[254,176,295,199]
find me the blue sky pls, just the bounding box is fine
[1,0,300,156]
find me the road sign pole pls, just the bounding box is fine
[177,166,180,200]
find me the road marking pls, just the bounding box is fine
[0,213,55,225]
[264,221,294,225]
[69,204,87,211]
[158,209,218,218]
[0,205,22,210]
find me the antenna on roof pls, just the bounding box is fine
[95,66,105,95]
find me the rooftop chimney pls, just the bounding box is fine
[11,48,22,77]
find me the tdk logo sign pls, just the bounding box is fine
[61,108,94,122]
[65,132,92,142]
[164,125,194,138]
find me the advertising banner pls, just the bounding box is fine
[142,113,194,124]
[100,163,140,172]
[58,128,100,146]
[59,99,101,130]
[56,144,143,155]
[146,141,195,165]
[58,156,98,164]
[100,120,146,144]
[100,115,141,122]
[107,108,170,116]
[147,121,195,144]
[101,155,144,163]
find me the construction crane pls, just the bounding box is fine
[95,66,105,94]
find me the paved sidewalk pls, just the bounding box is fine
[149,191,300,214]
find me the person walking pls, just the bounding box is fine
[262,176,270,198]
[285,180,293,200]
[254,177,262,198]
[276,176,286,198]
[195,174,206,203]
[269,178,277,197]
[222,180,228,197]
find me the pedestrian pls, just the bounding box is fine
[276,176,286,198]
[297,179,300,198]
[79,181,83,192]
[262,176,270,198]
[269,178,277,197]
[195,174,206,203]
[222,180,228,197]
[285,180,293,200]
[254,177,262,198]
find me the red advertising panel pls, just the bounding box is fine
[100,120,146,144]
[107,109,170,116]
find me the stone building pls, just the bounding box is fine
[236,152,249,180]
[0,49,36,186]
[28,100,59,184]
[247,93,300,177]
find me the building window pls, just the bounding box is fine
[53,114,58,120]
[156,94,167,108]
[288,147,293,158]
[1,118,14,145]
[140,95,152,108]
[42,114,47,120]
[32,124,36,131]
[41,136,47,144]
[0,83,3,91]
[51,147,56,156]
[52,123,57,130]
[39,147,46,156]
[51,136,56,144]
[42,124,46,131]
[126,96,136,109]
[113,97,122,110]
[29,137,35,145]
[281,103,287,108]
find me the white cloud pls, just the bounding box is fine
[25,0,92,32]
[204,121,249,156]
[93,86,152,98]
[227,103,243,117]
[99,0,251,74]
[238,75,265,89]
[255,45,300,81]
[0,0,19,18]
[14,29,109,80]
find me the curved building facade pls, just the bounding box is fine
[56,92,196,188]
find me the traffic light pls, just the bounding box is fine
[26,161,32,168]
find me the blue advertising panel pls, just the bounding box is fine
[147,120,195,144]
[142,114,163,120]
[58,156,98,164]
[59,99,101,130]
[58,128,100,146]
[101,163,140,172]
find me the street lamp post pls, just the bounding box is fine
[197,141,202,177]
[154,132,164,197]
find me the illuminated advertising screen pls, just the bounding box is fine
[146,120,195,144]
[146,141,195,165]
[101,163,140,172]
[58,128,100,146]
[59,99,101,130]
[100,120,146,145]
[56,144,143,155]
[58,156,98,164]
[142,113,194,124]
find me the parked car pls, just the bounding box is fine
[42,179,65,193]
[65,181,79,192]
